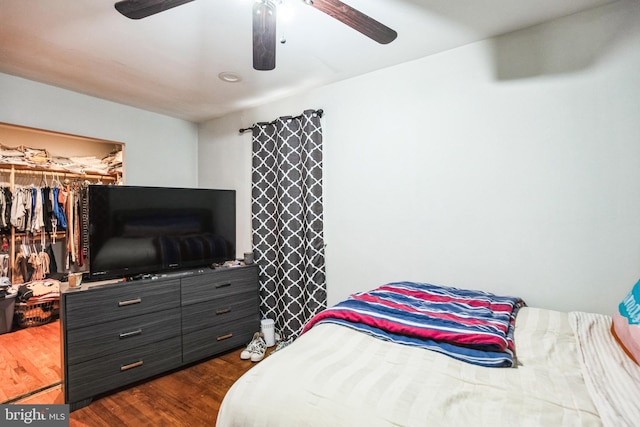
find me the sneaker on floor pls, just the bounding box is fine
[270,337,294,355]
[250,337,267,362]
[240,332,264,360]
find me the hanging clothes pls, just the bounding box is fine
[42,187,54,233]
[79,184,89,266]
[31,186,44,233]
[46,243,58,274]
[4,188,12,231]
[0,187,11,232]
[66,185,75,267]
[2,173,100,284]
[11,187,27,231]
[0,253,9,277]
[28,248,50,281]
[24,188,33,233]
[12,251,27,284]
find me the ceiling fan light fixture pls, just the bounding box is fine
[218,72,242,83]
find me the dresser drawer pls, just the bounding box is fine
[67,336,182,403]
[182,315,259,364]
[182,291,258,335]
[64,279,181,329]
[181,266,257,305]
[66,307,181,365]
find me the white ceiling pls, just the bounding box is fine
[0,0,616,123]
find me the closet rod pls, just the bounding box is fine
[1,166,118,182]
[238,109,324,134]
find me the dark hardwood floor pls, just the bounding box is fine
[71,348,254,427]
[15,347,256,427]
[4,315,256,426]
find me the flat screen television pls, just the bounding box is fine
[88,185,236,281]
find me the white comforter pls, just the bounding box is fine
[217,307,636,427]
[570,311,640,427]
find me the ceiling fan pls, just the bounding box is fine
[114,0,397,71]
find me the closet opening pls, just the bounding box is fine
[0,122,124,404]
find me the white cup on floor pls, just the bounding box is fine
[261,318,276,347]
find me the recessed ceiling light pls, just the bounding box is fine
[218,72,242,83]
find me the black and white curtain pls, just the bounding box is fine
[251,109,326,340]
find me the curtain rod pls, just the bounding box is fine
[238,109,323,134]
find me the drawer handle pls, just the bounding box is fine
[119,329,143,339]
[216,282,232,289]
[217,333,233,341]
[216,308,231,315]
[118,297,142,307]
[120,360,144,371]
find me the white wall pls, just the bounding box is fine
[0,73,198,187]
[199,0,640,315]
[198,117,254,259]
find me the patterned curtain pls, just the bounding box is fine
[251,109,326,341]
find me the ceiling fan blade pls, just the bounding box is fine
[308,0,397,44]
[115,0,195,20]
[253,1,277,71]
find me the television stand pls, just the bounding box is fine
[61,264,259,411]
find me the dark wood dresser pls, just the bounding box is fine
[61,265,259,411]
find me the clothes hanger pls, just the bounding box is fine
[39,171,47,188]
[20,234,30,256]
[51,172,62,188]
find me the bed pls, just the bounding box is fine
[216,281,640,427]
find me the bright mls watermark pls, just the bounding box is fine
[1,405,69,426]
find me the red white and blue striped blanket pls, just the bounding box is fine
[302,281,526,368]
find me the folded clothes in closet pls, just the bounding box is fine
[0,143,123,175]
